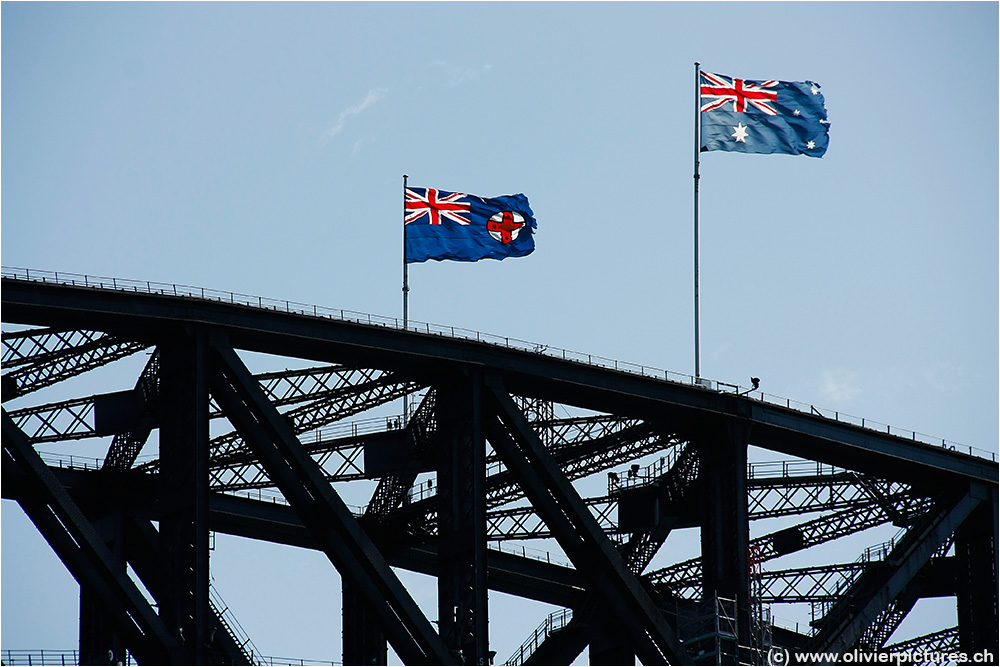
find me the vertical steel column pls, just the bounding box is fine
[436,369,490,664]
[79,509,127,666]
[955,490,999,659]
[342,580,388,665]
[698,418,751,663]
[158,329,210,664]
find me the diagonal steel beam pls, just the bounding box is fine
[365,390,437,520]
[485,380,690,665]
[622,442,699,574]
[122,516,253,665]
[648,493,936,599]
[805,485,986,656]
[209,343,455,665]
[2,411,177,663]
[388,416,680,545]
[103,350,160,471]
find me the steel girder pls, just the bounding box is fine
[884,626,960,655]
[622,442,700,574]
[192,489,589,610]
[3,277,995,485]
[516,443,702,665]
[487,497,619,541]
[748,469,923,522]
[8,394,101,443]
[1,462,589,612]
[2,412,177,664]
[485,379,691,665]
[102,351,160,472]
[1,460,257,664]
[954,496,999,657]
[697,419,754,656]
[364,390,437,521]
[387,416,682,544]
[855,597,916,651]
[8,456,970,663]
[756,563,867,604]
[2,327,149,400]
[435,371,490,664]
[120,515,251,665]
[803,484,988,658]
[7,359,413,466]
[208,342,455,665]
[486,460,925,544]
[156,330,213,665]
[648,493,936,598]
[3,277,998,666]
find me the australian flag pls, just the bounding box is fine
[405,187,536,264]
[700,71,830,157]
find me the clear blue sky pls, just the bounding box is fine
[3,2,997,663]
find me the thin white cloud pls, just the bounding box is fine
[819,368,862,403]
[321,87,387,146]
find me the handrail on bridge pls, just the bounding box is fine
[2,267,994,463]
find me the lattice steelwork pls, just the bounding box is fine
[8,395,98,443]
[2,273,995,666]
[2,328,149,399]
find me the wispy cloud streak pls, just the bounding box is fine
[819,368,862,403]
[321,87,387,145]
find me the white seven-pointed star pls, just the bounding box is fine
[806,140,816,149]
[811,85,820,95]
[793,109,801,116]
[731,122,749,143]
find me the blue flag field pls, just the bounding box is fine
[405,187,536,264]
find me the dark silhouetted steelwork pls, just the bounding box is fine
[2,271,996,665]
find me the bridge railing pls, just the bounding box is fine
[3,267,994,462]
[0,649,338,666]
[504,607,573,665]
[0,649,84,665]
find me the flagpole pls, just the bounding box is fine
[693,62,702,380]
[403,174,409,330]
[402,173,409,424]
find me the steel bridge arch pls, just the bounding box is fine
[2,274,996,665]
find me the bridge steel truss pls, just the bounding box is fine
[1,276,997,666]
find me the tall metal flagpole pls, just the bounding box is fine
[402,174,409,330]
[693,62,702,380]
[401,174,409,424]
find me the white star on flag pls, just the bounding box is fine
[731,122,749,143]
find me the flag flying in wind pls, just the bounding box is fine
[405,187,536,263]
[700,71,830,157]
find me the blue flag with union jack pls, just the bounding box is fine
[405,187,536,264]
[700,71,829,157]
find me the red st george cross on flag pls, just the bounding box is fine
[487,211,525,244]
[700,71,779,115]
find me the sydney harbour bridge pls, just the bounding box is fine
[2,267,997,665]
